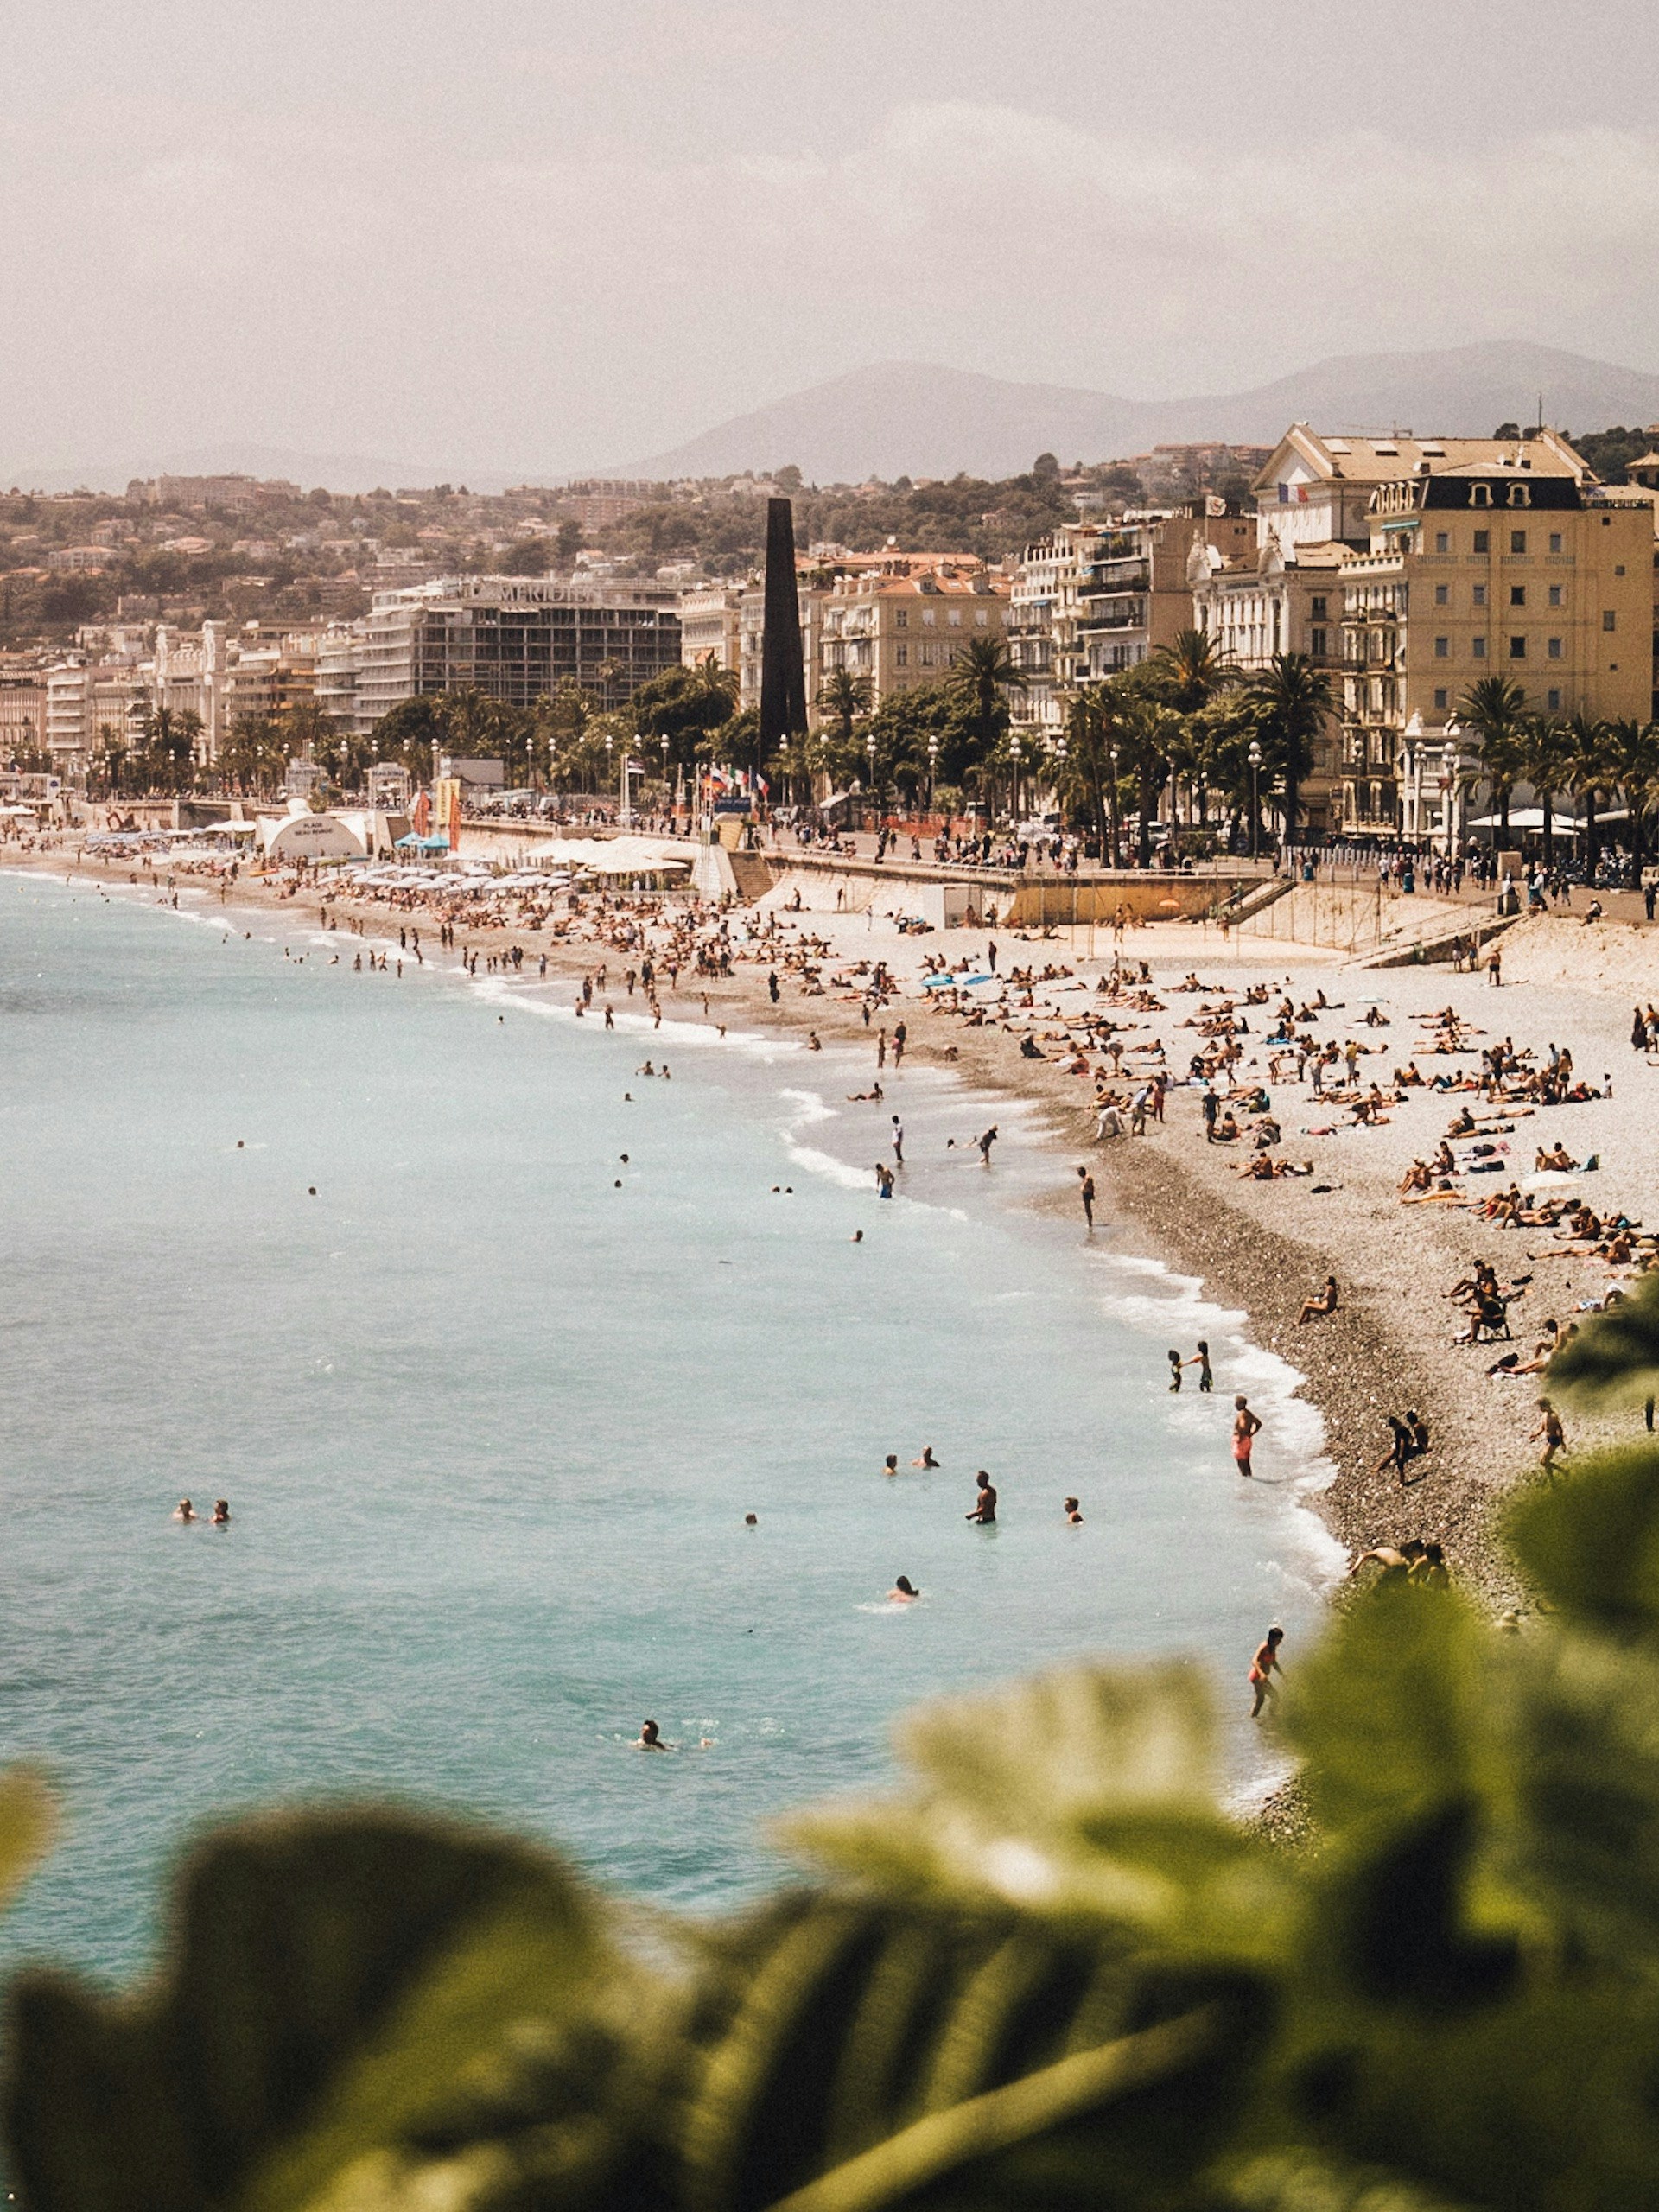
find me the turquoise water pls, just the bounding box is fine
[0,871,1333,1980]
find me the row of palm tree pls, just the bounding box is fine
[1455,675,1659,871]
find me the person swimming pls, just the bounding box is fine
[889,1575,919,1602]
[882,1453,900,1477]
[211,1499,230,1525]
[173,1498,196,1522]
[966,1472,998,1523]
[637,1719,670,1750]
[1064,1496,1084,1524]
[744,1512,758,1527]
[912,1446,939,1468]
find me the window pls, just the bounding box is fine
[1547,688,1562,711]
[974,609,989,628]
[1509,636,1527,659]
[921,607,937,627]
[1434,583,1449,605]
[1472,636,1487,659]
[1434,531,1451,553]
[1616,564,1627,577]
[1472,584,1487,607]
[894,644,907,666]
[1605,609,1618,632]
[1510,531,1528,554]
[1548,532,1563,554]
[1471,483,1491,507]
[1434,636,1450,658]
[1433,687,1449,710]
[1311,595,1328,620]
[894,608,907,629]
[1473,530,1491,553]
[1510,585,1527,606]
[1548,584,1563,607]
[1548,637,1563,659]
[1310,626,1327,657]
[1509,485,1530,507]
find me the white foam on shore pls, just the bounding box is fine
[785,1142,874,1193]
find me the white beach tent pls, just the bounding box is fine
[1469,809,1584,834]
[550,836,693,874]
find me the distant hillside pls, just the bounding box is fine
[620,343,1659,485]
[0,446,524,498]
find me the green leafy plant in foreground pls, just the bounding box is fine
[10,1295,1659,2210]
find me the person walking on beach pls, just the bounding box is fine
[977,1125,998,1165]
[1167,1348,1184,1392]
[891,1115,904,1166]
[1532,1396,1567,1472]
[1486,944,1503,988]
[1249,1625,1285,1718]
[1077,1167,1096,1229]
[1185,1340,1213,1391]
[1201,1085,1219,1142]
[1232,1395,1262,1477]
[966,1472,998,1522]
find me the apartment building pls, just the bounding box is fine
[1007,511,1255,738]
[678,584,743,674]
[44,661,145,777]
[1190,539,1349,830]
[813,564,1005,722]
[348,577,683,737]
[1336,467,1650,835]
[1253,426,1587,554]
[0,672,48,761]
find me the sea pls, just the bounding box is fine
[0,868,1339,1982]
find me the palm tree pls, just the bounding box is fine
[950,634,1027,766]
[1557,709,1611,873]
[1525,715,1573,872]
[1458,675,1531,848]
[815,669,874,753]
[1147,626,1236,715]
[1600,718,1659,876]
[1246,652,1335,847]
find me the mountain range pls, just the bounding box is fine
[619,342,1659,485]
[9,343,1659,497]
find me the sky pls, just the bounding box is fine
[4,0,1658,479]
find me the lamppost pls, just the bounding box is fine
[866,731,878,834]
[621,731,635,826]
[1107,742,1119,868]
[1442,716,1463,860]
[659,733,669,824]
[927,732,938,821]
[1052,732,1067,846]
[1010,732,1022,828]
[1249,739,1263,861]
[604,730,613,813]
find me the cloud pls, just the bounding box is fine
[1,97,1656,470]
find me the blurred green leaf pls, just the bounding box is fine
[679,1893,1257,2212]
[781,1662,1286,1958]
[1545,1273,1659,1408]
[0,1766,54,1916]
[1505,1441,1659,1637]
[1284,1584,1490,1842]
[4,1807,675,2212]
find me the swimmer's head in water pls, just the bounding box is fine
[640,1719,660,1745]
[894,1576,917,1596]
[744,1513,757,1526]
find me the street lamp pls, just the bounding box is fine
[659,732,669,822]
[1010,732,1022,827]
[1248,739,1263,861]
[603,729,613,813]
[866,732,878,836]
[927,732,938,820]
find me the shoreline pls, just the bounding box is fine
[15,842,1653,1606]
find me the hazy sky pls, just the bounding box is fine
[5,0,1658,476]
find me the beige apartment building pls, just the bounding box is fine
[0,672,48,762]
[814,563,1005,721]
[1335,466,1651,836]
[678,584,743,673]
[731,552,1005,723]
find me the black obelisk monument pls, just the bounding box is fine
[759,496,807,755]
